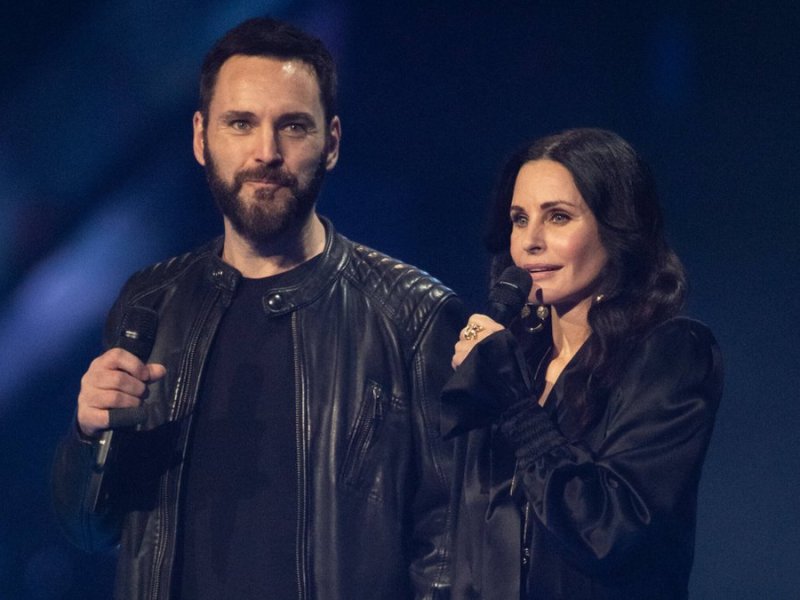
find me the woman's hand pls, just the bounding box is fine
[451,313,505,370]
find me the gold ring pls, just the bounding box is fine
[463,322,484,341]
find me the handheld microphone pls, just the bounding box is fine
[440,266,534,439]
[486,266,533,326]
[88,306,158,512]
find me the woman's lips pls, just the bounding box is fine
[525,265,560,281]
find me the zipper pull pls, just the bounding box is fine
[372,385,384,421]
[510,458,520,497]
[521,501,532,566]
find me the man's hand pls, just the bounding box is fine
[77,348,166,438]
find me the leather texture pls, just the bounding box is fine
[52,217,464,600]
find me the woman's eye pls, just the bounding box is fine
[510,213,528,227]
[550,212,571,224]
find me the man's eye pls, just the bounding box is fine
[282,123,309,137]
[230,120,252,131]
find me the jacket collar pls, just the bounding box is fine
[203,215,349,316]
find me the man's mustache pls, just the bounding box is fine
[234,166,297,189]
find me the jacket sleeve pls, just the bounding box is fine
[408,294,465,599]
[499,318,723,571]
[50,279,134,552]
[51,425,126,551]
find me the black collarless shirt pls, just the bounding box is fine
[176,257,319,599]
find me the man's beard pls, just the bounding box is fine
[204,146,327,246]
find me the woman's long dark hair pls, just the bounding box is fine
[485,128,687,434]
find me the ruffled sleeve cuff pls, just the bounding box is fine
[498,399,567,466]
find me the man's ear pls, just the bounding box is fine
[324,116,341,171]
[192,111,206,166]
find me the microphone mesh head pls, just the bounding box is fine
[489,266,532,306]
[117,307,158,361]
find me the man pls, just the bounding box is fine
[52,17,462,599]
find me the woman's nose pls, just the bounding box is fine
[522,223,544,254]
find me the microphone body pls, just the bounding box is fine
[485,266,533,326]
[88,306,158,512]
[440,266,534,438]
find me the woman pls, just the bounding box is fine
[443,128,723,599]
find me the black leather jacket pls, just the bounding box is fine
[52,217,463,599]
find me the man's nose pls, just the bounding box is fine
[254,128,283,164]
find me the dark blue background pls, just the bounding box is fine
[1,1,798,598]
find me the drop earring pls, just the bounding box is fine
[521,303,549,333]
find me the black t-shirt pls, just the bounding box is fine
[175,257,319,598]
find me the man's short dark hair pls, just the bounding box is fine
[199,17,337,124]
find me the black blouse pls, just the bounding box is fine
[442,317,723,600]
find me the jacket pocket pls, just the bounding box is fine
[340,380,404,500]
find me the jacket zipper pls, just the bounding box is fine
[347,384,384,483]
[292,311,308,600]
[148,286,221,600]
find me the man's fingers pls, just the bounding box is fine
[78,389,145,436]
[76,352,165,437]
[93,347,151,380]
[147,363,167,382]
[85,368,147,398]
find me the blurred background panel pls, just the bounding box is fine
[1,1,797,598]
